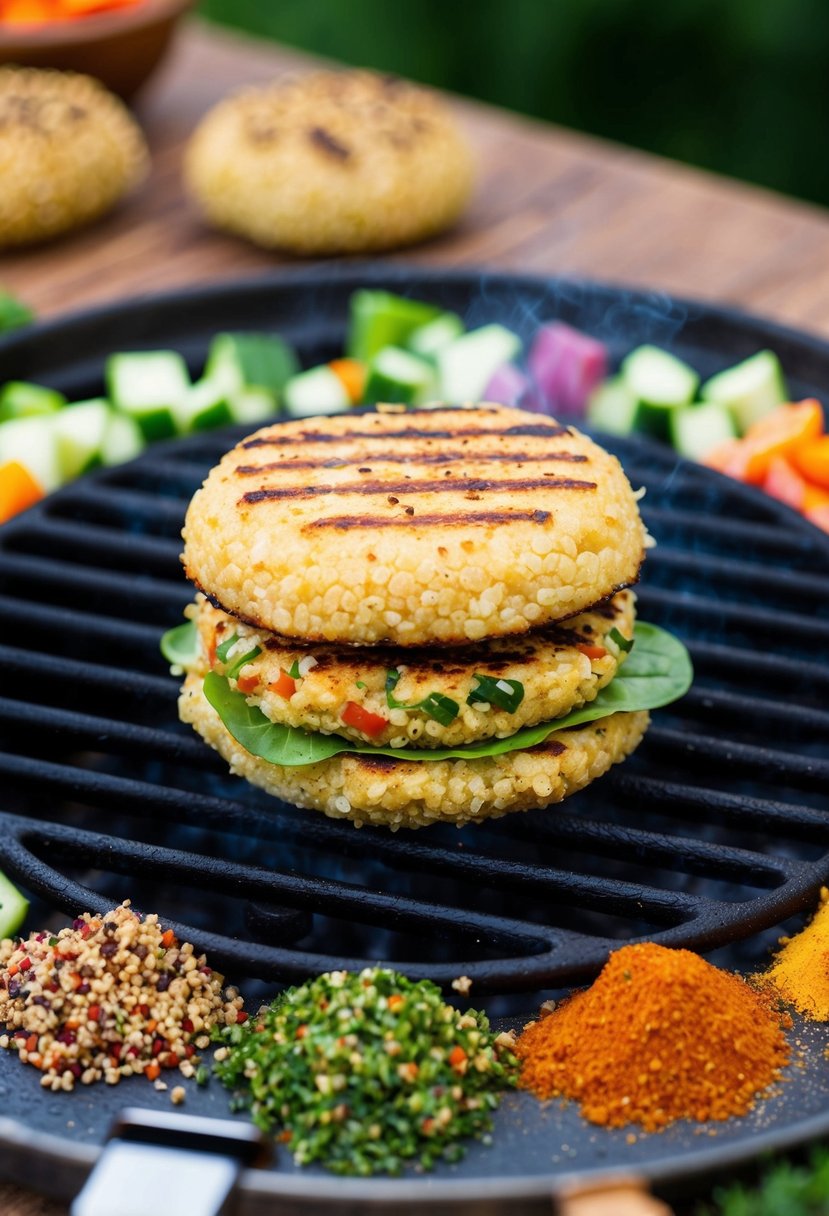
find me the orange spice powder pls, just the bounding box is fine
[515,942,789,1132]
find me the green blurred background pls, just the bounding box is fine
[196,0,829,208]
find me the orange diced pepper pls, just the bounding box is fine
[328,358,366,405]
[577,644,608,660]
[790,434,829,490]
[0,461,44,523]
[145,1061,161,1081]
[741,399,824,483]
[701,438,753,481]
[763,456,806,511]
[268,670,297,699]
[236,672,259,694]
[806,503,829,533]
[161,929,176,948]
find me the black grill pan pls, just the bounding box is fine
[0,266,828,1211]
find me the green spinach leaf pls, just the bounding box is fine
[160,619,199,667]
[201,621,692,768]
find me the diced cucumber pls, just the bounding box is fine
[0,380,65,422]
[670,401,737,461]
[204,333,298,399]
[53,399,111,479]
[701,350,788,435]
[0,869,28,939]
[347,291,443,363]
[106,351,190,442]
[586,378,641,436]
[622,345,699,407]
[437,324,522,403]
[229,387,279,426]
[363,347,437,406]
[621,346,699,440]
[406,313,464,359]
[173,379,234,435]
[283,366,351,419]
[101,411,145,466]
[0,415,61,491]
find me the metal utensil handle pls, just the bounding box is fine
[71,1108,270,1216]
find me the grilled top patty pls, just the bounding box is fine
[192,590,636,748]
[182,404,647,646]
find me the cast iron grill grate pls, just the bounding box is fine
[1,420,828,996]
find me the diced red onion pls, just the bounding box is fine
[483,363,533,408]
[527,322,608,416]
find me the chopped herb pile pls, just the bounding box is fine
[213,967,518,1175]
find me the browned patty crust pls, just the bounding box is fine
[191,590,637,748]
[182,405,648,646]
[178,669,649,829]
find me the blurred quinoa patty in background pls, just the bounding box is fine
[0,67,148,247]
[184,70,474,254]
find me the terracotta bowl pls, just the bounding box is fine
[0,0,192,99]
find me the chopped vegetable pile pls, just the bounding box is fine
[0,901,244,1092]
[212,966,518,1175]
[2,286,827,535]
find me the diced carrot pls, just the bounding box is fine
[0,461,44,524]
[576,644,608,660]
[790,434,829,490]
[268,670,296,699]
[161,929,176,948]
[741,399,825,483]
[145,1061,161,1081]
[387,993,405,1012]
[25,1034,38,1053]
[329,358,366,405]
[236,672,259,694]
[763,456,806,511]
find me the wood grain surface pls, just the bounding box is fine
[1,17,827,1216]
[4,19,829,340]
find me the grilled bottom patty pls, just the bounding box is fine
[179,671,648,829]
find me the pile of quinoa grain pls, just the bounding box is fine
[0,901,244,1093]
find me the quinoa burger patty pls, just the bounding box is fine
[193,590,637,749]
[182,405,648,647]
[179,670,649,829]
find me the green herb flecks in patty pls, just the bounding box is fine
[212,967,518,1176]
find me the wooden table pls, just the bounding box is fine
[2,17,829,1216]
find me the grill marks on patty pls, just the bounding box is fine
[240,418,571,449]
[239,476,597,505]
[234,449,590,473]
[234,410,597,524]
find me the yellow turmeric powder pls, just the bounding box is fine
[765,887,829,1020]
[515,942,789,1132]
